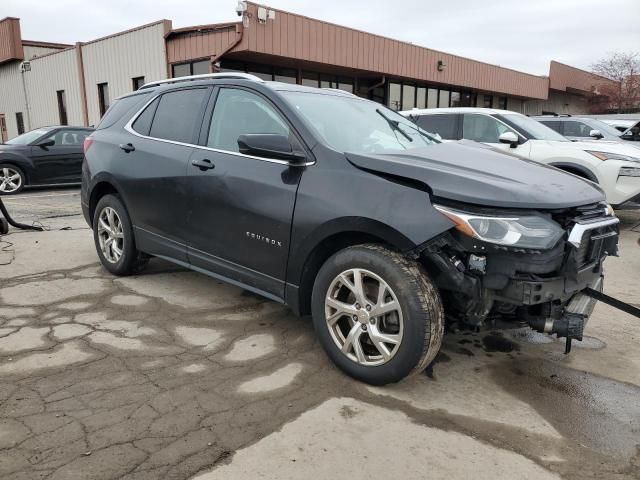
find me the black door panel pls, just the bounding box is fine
[29,129,86,184]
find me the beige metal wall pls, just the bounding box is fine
[522,90,590,116]
[81,21,169,126]
[0,61,27,138]
[24,48,83,128]
[23,44,64,60]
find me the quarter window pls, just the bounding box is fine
[463,114,512,143]
[131,98,159,136]
[207,88,290,153]
[148,89,209,143]
[414,114,458,140]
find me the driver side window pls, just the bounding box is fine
[207,88,290,153]
[463,114,512,143]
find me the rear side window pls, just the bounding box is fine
[414,114,458,140]
[148,88,209,143]
[132,98,159,136]
[96,93,151,130]
[539,120,563,134]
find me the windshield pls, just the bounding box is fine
[281,91,439,154]
[499,114,569,142]
[5,128,52,145]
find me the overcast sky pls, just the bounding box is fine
[5,0,640,75]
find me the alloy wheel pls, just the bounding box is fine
[0,167,22,193]
[325,268,404,366]
[97,207,124,263]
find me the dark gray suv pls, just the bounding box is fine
[81,73,619,385]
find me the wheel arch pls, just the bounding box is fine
[287,217,416,316]
[88,180,123,224]
[0,157,31,184]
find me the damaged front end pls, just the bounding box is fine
[416,201,620,351]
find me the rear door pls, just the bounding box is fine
[117,86,211,261]
[412,113,461,141]
[184,86,305,300]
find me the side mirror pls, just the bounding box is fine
[237,134,306,163]
[498,131,519,148]
[589,129,603,139]
[37,139,55,149]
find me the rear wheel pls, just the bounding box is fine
[311,244,444,385]
[93,194,148,275]
[0,164,25,195]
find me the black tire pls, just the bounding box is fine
[311,244,444,385]
[92,194,148,276]
[0,164,26,195]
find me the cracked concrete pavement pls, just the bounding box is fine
[0,188,639,480]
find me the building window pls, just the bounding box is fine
[402,84,416,110]
[427,88,438,108]
[438,90,450,108]
[98,83,109,117]
[337,77,354,93]
[416,87,427,109]
[498,96,507,110]
[388,82,401,110]
[15,112,25,135]
[171,60,210,78]
[301,72,319,88]
[56,90,68,125]
[483,95,493,108]
[274,68,297,84]
[450,91,461,107]
[132,76,145,90]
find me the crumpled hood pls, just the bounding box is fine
[345,141,605,209]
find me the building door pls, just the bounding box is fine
[0,115,7,143]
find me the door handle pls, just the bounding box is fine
[119,143,135,153]
[191,158,215,171]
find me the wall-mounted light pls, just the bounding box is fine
[437,60,447,72]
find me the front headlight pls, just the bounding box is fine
[434,205,564,249]
[619,167,640,177]
[587,151,640,162]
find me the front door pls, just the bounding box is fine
[29,129,85,184]
[0,115,7,143]
[462,113,532,157]
[185,86,305,300]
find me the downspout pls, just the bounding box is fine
[19,67,31,131]
[74,42,89,127]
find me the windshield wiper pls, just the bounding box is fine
[376,109,413,142]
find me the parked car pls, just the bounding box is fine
[533,115,639,144]
[601,119,640,140]
[82,74,619,385]
[0,126,94,194]
[401,107,640,208]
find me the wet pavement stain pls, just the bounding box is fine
[482,332,521,353]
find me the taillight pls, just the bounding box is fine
[83,136,94,154]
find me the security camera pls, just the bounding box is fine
[236,1,247,16]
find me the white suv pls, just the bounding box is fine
[400,107,640,207]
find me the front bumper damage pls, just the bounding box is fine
[416,212,620,351]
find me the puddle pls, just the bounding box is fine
[482,332,520,353]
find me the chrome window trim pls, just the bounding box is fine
[123,90,315,167]
[567,217,619,248]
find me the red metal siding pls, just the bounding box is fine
[166,25,241,64]
[231,3,548,99]
[0,17,24,65]
[549,60,616,94]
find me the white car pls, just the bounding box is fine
[400,107,640,207]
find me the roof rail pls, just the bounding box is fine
[139,72,265,90]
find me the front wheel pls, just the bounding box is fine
[0,164,25,195]
[311,244,444,385]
